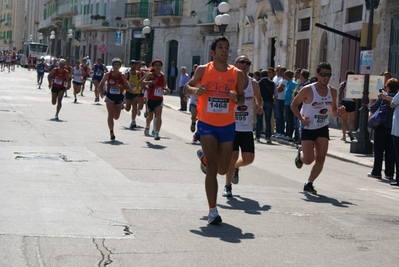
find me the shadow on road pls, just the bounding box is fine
[144,141,166,150]
[190,220,255,243]
[301,193,355,208]
[218,195,271,215]
[100,140,125,145]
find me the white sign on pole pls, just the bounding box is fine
[346,74,386,99]
[359,50,373,74]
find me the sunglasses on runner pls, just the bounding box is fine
[237,60,251,66]
[318,72,332,78]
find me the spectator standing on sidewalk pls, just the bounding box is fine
[380,78,399,186]
[291,62,345,195]
[283,70,296,141]
[367,78,398,180]
[339,70,356,142]
[273,66,287,138]
[178,66,190,111]
[256,70,277,143]
[167,61,178,94]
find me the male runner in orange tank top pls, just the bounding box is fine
[184,36,245,224]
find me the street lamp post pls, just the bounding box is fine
[50,31,55,56]
[215,2,231,36]
[142,19,151,65]
[67,29,73,63]
[38,33,43,44]
[350,0,379,154]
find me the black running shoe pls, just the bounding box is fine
[303,182,317,194]
[295,147,303,169]
[232,168,239,184]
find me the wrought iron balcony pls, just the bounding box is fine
[153,0,183,17]
[125,2,151,19]
[58,2,78,17]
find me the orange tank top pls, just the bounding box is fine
[197,62,238,126]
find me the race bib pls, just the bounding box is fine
[95,71,102,76]
[130,85,136,91]
[154,87,164,97]
[207,97,229,113]
[235,111,249,125]
[311,114,328,127]
[54,78,63,85]
[109,86,120,94]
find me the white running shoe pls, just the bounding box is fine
[208,207,222,225]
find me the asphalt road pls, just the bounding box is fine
[0,67,398,266]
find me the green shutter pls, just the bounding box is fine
[140,0,149,18]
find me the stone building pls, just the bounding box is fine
[237,0,399,88]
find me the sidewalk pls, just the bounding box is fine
[163,93,374,169]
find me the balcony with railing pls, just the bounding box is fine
[58,2,78,17]
[73,14,93,29]
[153,0,183,17]
[125,2,151,21]
[92,16,127,30]
[38,16,54,31]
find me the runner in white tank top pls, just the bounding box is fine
[222,56,263,198]
[291,62,345,195]
[300,83,333,130]
[72,60,85,103]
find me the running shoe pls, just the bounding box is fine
[295,147,303,169]
[303,182,317,195]
[232,168,239,184]
[54,115,59,121]
[347,132,355,141]
[367,173,382,179]
[110,131,116,141]
[222,185,232,197]
[197,149,207,174]
[74,98,77,103]
[130,122,136,129]
[208,207,222,225]
[154,132,160,140]
[151,130,155,136]
[190,122,196,133]
[137,110,141,116]
[144,111,148,118]
[266,138,272,144]
[144,127,150,136]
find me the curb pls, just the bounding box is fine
[164,100,373,169]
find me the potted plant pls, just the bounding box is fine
[115,16,122,21]
[102,20,109,26]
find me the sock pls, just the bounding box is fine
[306,180,312,184]
[209,204,217,209]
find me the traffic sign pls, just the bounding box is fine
[98,44,107,54]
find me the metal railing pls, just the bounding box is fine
[125,2,151,19]
[153,0,183,17]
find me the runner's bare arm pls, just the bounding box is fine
[252,79,264,114]
[163,74,171,95]
[330,86,345,117]
[235,70,245,106]
[291,85,311,126]
[47,69,55,88]
[121,74,130,91]
[184,65,205,95]
[99,73,109,97]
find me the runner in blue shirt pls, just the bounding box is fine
[36,57,46,89]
